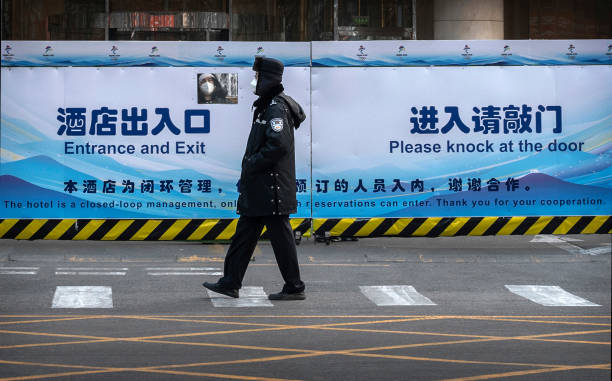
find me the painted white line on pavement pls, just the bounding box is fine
[530,235,582,243]
[552,242,610,256]
[360,285,437,306]
[0,271,38,275]
[0,267,39,275]
[207,286,273,307]
[148,272,223,276]
[56,268,127,270]
[55,272,126,276]
[146,267,221,271]
[52,286,113,308]
[531,235,610,256]
[505,285,600,307]
[584,245,611,256]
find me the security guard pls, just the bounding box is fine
[203,56,306,300]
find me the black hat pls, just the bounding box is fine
[253,56,284,83]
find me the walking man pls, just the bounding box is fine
[203,56,306,301]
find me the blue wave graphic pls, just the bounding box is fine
[5,53,610,67]
[311,54,612,67]
[2,55,311,67]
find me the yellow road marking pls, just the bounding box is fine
[138,352,325,370]
[133,339,318,354]
[0,316,107,326]
[1,314,610,381]
[304,316,444,329]
[502,329,611,344]
[115,315,289,328]
[340,351,562,369]
[133,369,302,381]
[0,370,119,381]
[116,315,441,331]
[440,363,611,381]
[129,327,293,341]
[319,326,610,345]
[0,359,107,370]
[1,314,608,319]
[464,316,612,327]
[0,330,111,341]
[0,339,113,350]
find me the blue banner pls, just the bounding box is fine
[311,65,612,217]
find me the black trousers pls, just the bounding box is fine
[218,215,305,293]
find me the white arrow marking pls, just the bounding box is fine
[531,235,610,256]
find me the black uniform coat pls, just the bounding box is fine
[237,92,305,216]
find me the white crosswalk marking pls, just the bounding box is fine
[207,286,273,307]
[56,272,127,276]
[52,286,113,308]
[505,285,600,307]
[146,267,221,271]
[147,267,222,276]
[0,267,39,275]
[360,285,436,306]
[56,267,127,276]
[149,272,223,276]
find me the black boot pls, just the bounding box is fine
[268,290,306,300]
[202,282,239,298]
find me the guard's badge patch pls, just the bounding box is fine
[270,118,283,132]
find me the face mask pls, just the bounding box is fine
[250,77,258,94]
[200,82,215,95]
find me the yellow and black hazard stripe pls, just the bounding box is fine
[0,218,311,241]
[1,216,610,240]
[312,216,612,237]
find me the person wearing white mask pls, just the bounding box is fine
[203,57,307,301]
[197,73,229,104]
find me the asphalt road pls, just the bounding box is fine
[0,234,610,380]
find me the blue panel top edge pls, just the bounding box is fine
[2,40,611,67]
